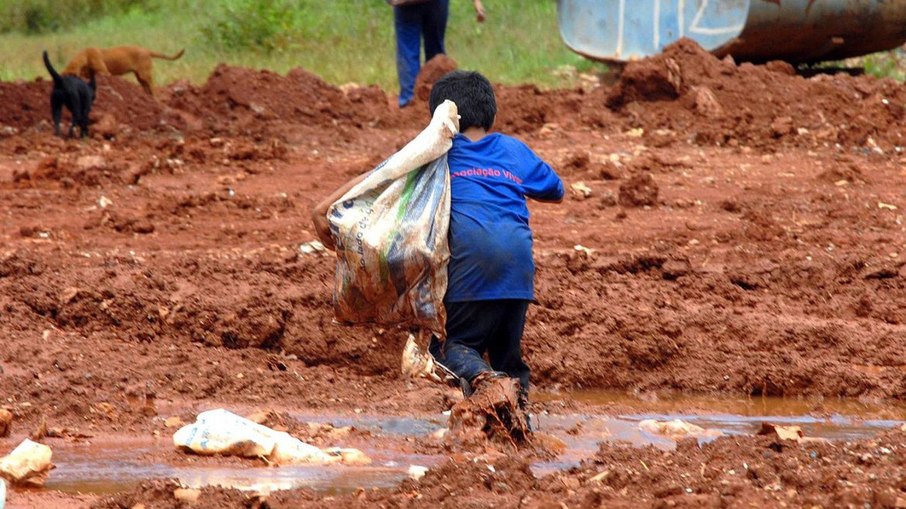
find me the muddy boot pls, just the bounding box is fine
[449,373,530,445]
[462,370,508,398]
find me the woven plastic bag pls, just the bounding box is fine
[327,100,458,337]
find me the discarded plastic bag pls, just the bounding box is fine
[173,409,368,466]
[0,477,5,509]
[638,419,722,440]
[327,100,459,337]
[0,439,53,486]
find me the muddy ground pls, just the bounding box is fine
[0,40,904,507]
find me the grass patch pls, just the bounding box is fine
[0,0,594,91]
[4,0,899,93]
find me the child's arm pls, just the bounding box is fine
[522,159,565,204]
[530,193,564,204]
[311,172,369,251]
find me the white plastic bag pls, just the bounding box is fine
[173,409,277,459]
[0,477,6,509]
[328,100,459,337]
[173,409,369,465]
[0,439,53,486]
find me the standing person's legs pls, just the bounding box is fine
[394,6,423,107]
[422,0,449,60]
[486,300,531,394]
[429,301,499,395]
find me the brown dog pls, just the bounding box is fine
[63,45,185,97]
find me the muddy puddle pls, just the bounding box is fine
[38,396,906,496]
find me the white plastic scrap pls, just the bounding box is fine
[299,241,326,255]
[173,409,369,466]
[407,465,429,481]
[0,439,53,486]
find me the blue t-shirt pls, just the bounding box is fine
[445,132,563,302]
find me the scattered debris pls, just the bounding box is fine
[573,245,594,257]
[757,422,829,445]
[0,439,54,486]
[570,182,593,199]
[619,173,659,207]
[164,416,184,428]
[98,196,114,209]
[407,465,429,481]
[626,128,644,138]
[299,241,326,255]
[878,202,897,210]
[173,487,201,505]
[0,409,11,438]
[758,422,803,441]
[173,409,369,465]
[639,419,722,440]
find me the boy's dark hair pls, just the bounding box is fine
[428,70,496,131]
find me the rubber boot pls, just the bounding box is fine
[462,370,509,398]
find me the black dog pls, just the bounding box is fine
[43,50,96,138]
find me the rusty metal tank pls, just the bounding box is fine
[557,0,906,63]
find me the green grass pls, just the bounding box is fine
[0,0,599,91]
[3,0,900,91]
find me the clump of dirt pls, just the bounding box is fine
[0,80,47,130]
[414,54,458,102]
[167,64,399,134]
[448,377,529,446]
[0,407,11,437]
[91,75,177,132]
[618,173,659,207]
[604,38,906,149]
[91,479,255,509]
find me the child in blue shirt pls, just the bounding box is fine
[312,70,563,416]
[425,71,564,409]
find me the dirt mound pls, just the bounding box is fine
[618,173,659,207]
[0,75,179,135]
[604,38,906,149]
[167,64,399,134]
[414,54,459,103]
[0,80,48,130]
[92,75,176,132]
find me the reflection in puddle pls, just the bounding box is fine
[39,394,906,495]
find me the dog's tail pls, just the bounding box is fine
[149,48,185,61]
[42,50,63,86]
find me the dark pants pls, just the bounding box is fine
[393,0,449,107]
[429,299,531,394]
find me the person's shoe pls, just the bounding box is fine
[464,370,508,398]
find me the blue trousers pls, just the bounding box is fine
[429,299,531,393]
[393,0,449,107]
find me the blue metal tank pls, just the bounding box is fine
[557,0,906,63]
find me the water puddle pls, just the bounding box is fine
[44,436,438,496]
[34,394,906,495]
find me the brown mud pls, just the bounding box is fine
[1,39,905,506]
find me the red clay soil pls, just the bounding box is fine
[90,430,906,509]
[0,38,905,507]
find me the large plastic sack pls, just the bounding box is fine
[327,100,459,337]
[173,409,368,465]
